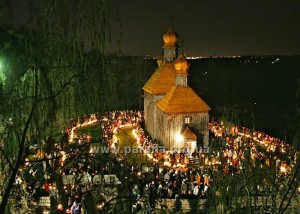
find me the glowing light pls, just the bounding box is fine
[25,158,30,166]
[57,203,63,210]
[132,129,139,139]
[280,165,287,174]
[69,114,98,142]
[176,133,184,142]
[147,153,153,159]
[97,202,105,210]
[163,161,171,167]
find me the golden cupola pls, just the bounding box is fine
[174,54,189,75]
[162,27,178,48]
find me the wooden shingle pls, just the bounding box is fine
[143,61,175,94]
[157,86,211,113]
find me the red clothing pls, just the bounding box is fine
[44,183,50,192]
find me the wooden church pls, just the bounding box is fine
[143,27,211,152]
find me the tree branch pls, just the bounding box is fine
[281,176,300,213]
[24,139,103,163]
[0,68,39,214]
[278,156,300,213]
[37,74,78,102]
[0,147,14,171]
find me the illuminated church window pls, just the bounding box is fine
[185,116,190,124]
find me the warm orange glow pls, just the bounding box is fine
[69,114,98,142]
[57,203,63,210]
[280,165,287,174]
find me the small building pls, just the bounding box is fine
[143,27,211,151]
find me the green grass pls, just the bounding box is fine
[74,124,151,164]
[74,122,102,140]
[115,127,151,164]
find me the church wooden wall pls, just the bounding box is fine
[144,92,164,139]
[191,112,209,148]
[156,110,209,150]
[144,92,153,136]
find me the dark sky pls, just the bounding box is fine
[106,0,300,57]
[1,0,300,56]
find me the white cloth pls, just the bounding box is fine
[193,185,199,195]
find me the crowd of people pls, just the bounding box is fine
[11,110,297,213]
[209,119,297,176]
[73,111,297,204]
[98,110,212,207]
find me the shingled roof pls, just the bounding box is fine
[143,61,175,95]
[157,86,211,114]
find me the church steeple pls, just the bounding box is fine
[173,54,188,87]
[162,27,178,62]
[144,26,211,149]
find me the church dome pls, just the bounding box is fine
[162,27,178,48]
[173,54,188,75]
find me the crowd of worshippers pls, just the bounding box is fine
[100,110,143,148]
[14,109,296,212]
[100,110,184,162]
[208,120,296,176]
[12,110,211,212]
[96,111,212,201]
[131,167,210,201]
[209,120,293,160]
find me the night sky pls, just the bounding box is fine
[1,0,300,56]
[107,0,300,57]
